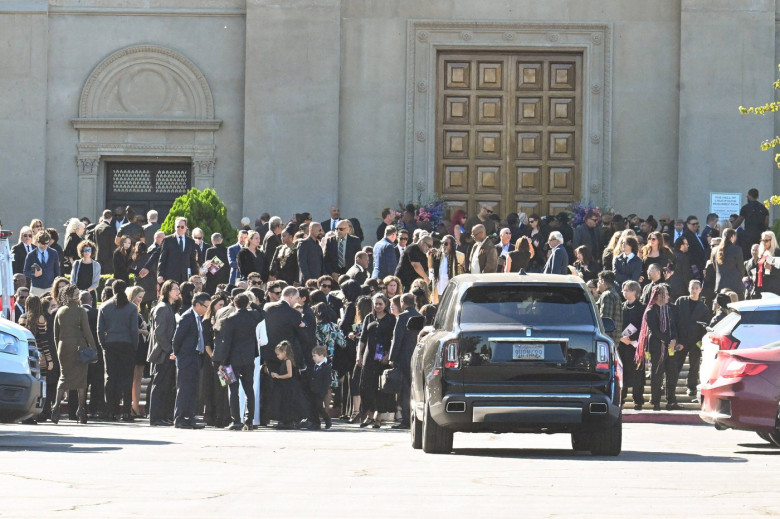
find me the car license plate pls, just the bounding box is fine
[513,344,544,360]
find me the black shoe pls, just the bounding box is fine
[105,414,119,422]
[275,423,292,430]
[189,422,205,429]
[78,410,87,425]
[666,403,683,411]
[652,404,661,411]
[690,397,700,404]
[633,404,643,411]
[21,417,38,425]
[392,422,410,430]
[120,413,135,423]
[242,422,253,431]
[324,419,332,430]
[174,422,194,429]
[150,419,172,427]
[51,408,60,424]
[228,423,243,431]
[297,419,313,430]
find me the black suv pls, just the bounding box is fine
[410,273,622,455]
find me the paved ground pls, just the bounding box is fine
[1,419,779,518]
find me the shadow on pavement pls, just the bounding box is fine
[0,431,173,453]
[453,448,748,462]
[734,442,780,455]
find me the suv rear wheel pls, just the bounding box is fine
[422,401,453,454]
[589,417,622,456]
[571,431,591,451]
[411,399,422,450]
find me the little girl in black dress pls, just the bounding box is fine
[269,341,307,429]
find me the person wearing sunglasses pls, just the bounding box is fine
[157,216,199,284]
[324,220,361,281]
[70,240,102,298]
[12,225,35,274]
[464,204,498,246]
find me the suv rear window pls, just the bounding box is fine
[460,285,596,326]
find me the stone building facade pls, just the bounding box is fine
[1,0,778,234]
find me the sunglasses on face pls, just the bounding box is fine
[485,209,494,214]
[320,284,332,289]
[250,280,262,285]
[399,237,408,242]
[23,234,32,238]
[83,248,93,252]
[337,227,348,231]
[176,225,186,229]
[272,291,282,296]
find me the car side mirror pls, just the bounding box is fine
[601,317,616,333]
[407,315,425,332]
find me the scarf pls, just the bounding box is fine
[635,285,669,368]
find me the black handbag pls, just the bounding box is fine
[77,347,98,364]
[379,366,404,394]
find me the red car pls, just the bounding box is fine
[700,342,780,447]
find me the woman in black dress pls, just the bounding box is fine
[126,286,149,418]
[113,236,133,283]
[336,280,361,420]
[357,293,397,429]
[130,241,156,317]
[237,231,265,281]
[19,296,54,422]
[527,214,548,272]
[571,245,599,282]
[201,295,231,427]
[62,218,85,274]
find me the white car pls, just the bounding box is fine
[699,293,780,395]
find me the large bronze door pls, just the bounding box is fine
[106,162,191,223]
[436,51,582,219]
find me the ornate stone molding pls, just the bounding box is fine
[77,156,99,176]
[72,119,221,131]
[78,45,215,119]
[405,20,613,204]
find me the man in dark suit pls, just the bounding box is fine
[317,276,343,315]
[13,287,28,323]
[93,209,116,274]
[261,286,307,424]
[255,212,270,238]
[12,228,35,275]
[172,292,209,429]
[345,251,370,286]
[157,217,199,284]
[542,231,570,275]
[388,293,421,429]
[372,225,399,279]
[80,290,105,418]
[262,216,283,282]
[682,215,707,279]
[320,205,341,233]
[323,220,362,280]
[213,293,261,430]
[143,209,161,245]
[23,231,60,296]
[297,222,324,285]
[137,230,165,282]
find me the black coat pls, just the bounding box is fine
[172,308,202,359]
[213,308,261,367]
[237,247,265,281]
[389,308,421,377]
[683,229,707,275]
[345,263,368,286]
[204,244,230,294]
[262,300,306,369]
[11,242,32,274]
[262,231,282,281]
[305,361,332,398]
[93,220,117,274]
[157,234,199,283]
[297,237,324,284]
[674,296,711,346]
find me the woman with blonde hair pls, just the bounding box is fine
[126,286,149,418]
[62,218,86,272]
[752,230,780,297]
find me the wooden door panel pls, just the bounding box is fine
[437,52,581,222]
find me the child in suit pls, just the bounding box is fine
[303,345,332,430]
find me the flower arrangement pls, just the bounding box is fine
[396,194,447,230]
[569,200,602,227]
[763,195,780,209]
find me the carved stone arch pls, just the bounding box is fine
[78,45,215,120]
[72,45,221,220]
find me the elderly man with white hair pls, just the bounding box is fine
[543,231,570,275]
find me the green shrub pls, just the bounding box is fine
[160,188,237,244]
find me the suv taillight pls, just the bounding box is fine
[711,334,740,350]
[443,340,460,369]
[722,360,767,378]
[596,341,610,371]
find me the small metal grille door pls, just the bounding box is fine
[106,162,191,222]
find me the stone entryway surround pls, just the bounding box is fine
[405,21,611,206]
[71,45,221,219]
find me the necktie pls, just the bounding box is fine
[179,236,184,251]
[43,250,47,264]
[338,238,346,269]
[195,314,205,354]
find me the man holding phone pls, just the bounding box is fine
[23,230,61,296]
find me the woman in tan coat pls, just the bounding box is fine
[52,284,97,424]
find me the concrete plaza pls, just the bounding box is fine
[1,420,778,518]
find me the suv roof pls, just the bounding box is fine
[727,293,780,313]
[452,273,586,286]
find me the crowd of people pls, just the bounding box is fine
[5,186,779,428]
